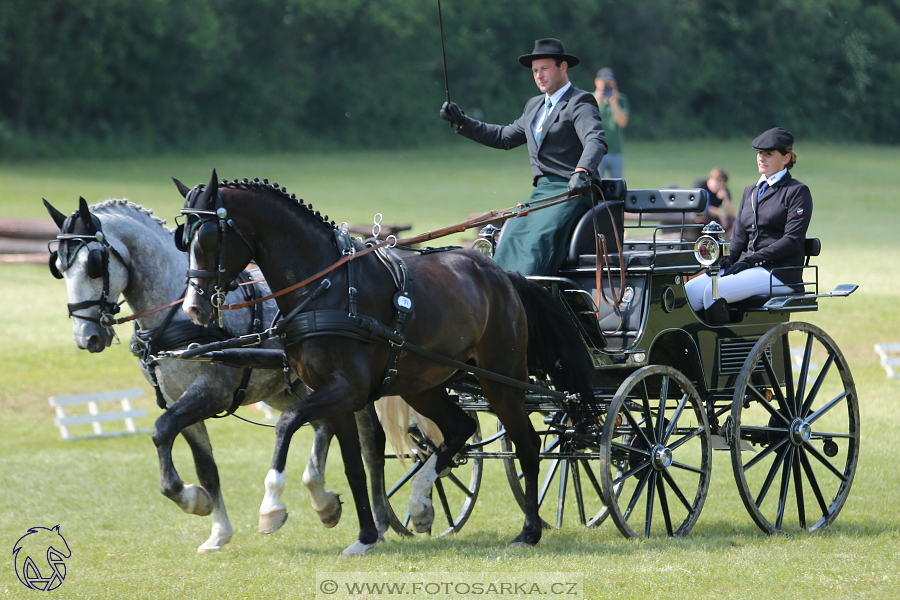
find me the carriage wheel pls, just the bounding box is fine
[501,411,618,529]
[381,411,482,537]
[730,322,859,534]
[600,365,711,538]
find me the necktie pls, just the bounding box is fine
[750,181,767,252]
[535,97,552,144]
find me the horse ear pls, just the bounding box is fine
[78,197,95,233]
[172,177,191,198]
[43,199,67,230]
[198,169,219,207]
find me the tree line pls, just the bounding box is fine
[1,0,896,157]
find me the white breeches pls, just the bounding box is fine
[685,267,794,311]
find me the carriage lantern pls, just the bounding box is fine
[472,223,500,258]
[693,221,729,268]
[694,221,730,300]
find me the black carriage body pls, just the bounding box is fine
[533,185,791,414]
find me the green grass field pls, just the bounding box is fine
[1,140,898,599]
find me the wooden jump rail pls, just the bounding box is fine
[0,217,57,264]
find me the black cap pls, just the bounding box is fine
[518,38,580,68]
[596,68,615,81]
[752,127,794,151]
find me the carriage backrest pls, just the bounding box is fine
[565,183,707,266]
[565,178,627,264]
[623,188,708,214]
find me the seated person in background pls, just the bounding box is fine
[694,167,736,238]
[685,127,812,315]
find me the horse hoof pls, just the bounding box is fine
[508,541,536,549]
[341,539,378,557]
[197,538,229,553]
[410,503,434,534]
[181,484,214,517]
[259,509,288,534]
[316,494,342,528]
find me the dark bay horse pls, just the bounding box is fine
[178,170,595,554]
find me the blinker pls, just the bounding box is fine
[86,248,105,279]
[198,221,220,253]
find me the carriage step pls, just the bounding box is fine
[49,388,149,440]
[710,435,755,452]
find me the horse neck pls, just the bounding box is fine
[101,209,187,327]
[237,193,341,311]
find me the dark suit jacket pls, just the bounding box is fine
[455,85,607,185]
[730,171,813,284]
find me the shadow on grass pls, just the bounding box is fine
[267,515,898,561]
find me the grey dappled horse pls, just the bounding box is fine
[44,198,393,552]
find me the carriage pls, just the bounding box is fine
[371,179,860,540]
[80,170,857,554]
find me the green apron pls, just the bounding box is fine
[493,176,592,276]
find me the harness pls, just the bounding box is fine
[131,272,266,415]
[272,229,415,399]
[175,181,576,404]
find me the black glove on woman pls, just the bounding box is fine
[722,259,750,276]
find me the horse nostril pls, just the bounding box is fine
[87,335,104,353]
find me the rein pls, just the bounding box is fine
[213,190,575,312]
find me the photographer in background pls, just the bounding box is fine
[593,68,629,178]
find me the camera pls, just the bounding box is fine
[602,85,614,99]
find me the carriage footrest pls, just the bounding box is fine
[763,283,858,311]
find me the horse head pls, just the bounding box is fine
[176,170,257,326]
[44,197,129,352]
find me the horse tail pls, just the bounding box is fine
[506,271,596,414]
[375,396,443,467]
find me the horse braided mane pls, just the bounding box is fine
[220,177,337,231]
[89,198,171,231]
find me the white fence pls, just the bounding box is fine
[49,388,149,440]
[874,343,900,379]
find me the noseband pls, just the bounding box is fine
[50,218,124,329]
[176,185,254,327]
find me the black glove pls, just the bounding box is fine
[717,257,732,273]
[567,171,592,198]
[439,102,466,126]
[722,259,749,276]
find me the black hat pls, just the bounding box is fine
[752,127,794,151]
[518,38,580,68]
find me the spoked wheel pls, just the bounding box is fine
[501,411,619,528]
[382,412,482,537]
[730,322,859,534]
[600,365,711,538]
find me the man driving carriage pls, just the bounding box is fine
[440,38,608,276]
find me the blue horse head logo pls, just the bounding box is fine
[12,525,71,591]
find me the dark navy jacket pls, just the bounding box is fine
[730,171,813,285]
[454,86,607,185]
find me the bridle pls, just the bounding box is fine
[175,184,254,327]
[49,213,125,329]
